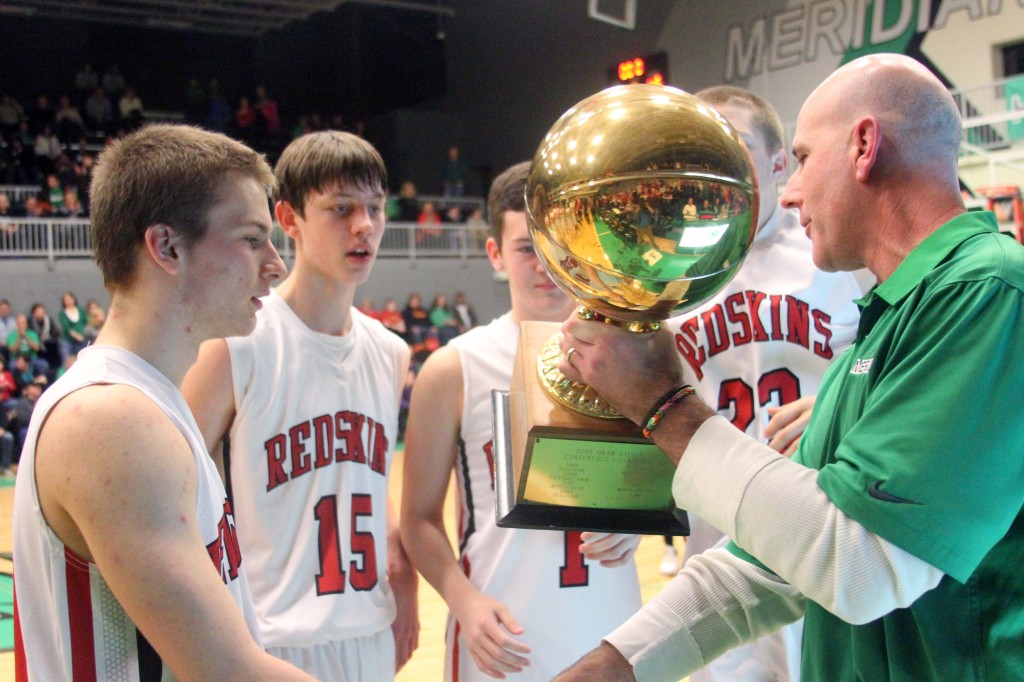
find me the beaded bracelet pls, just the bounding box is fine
[642,385,695,439]
[640,386,685,430]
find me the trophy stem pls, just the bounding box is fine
[536,334,625,420]
[576,306,663,333]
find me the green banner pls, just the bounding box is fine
[842,0,920,64]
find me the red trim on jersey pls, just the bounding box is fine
[452,619,461,682]
[13,575,26,682]
[456,499,466,545]
[64,547,97,682]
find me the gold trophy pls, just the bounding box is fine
[493,84,758,533]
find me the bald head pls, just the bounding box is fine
[808,54,961,179]
[783,54,967,279]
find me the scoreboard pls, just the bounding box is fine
[609,51,668,85]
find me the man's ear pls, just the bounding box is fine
[143,224,183,275]
[768,147,788,185]
[852,116,881,182]
[276,200,300,239]
[485,236,504,272]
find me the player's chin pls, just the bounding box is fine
[535,287,567,304]
[227,313,259,338]
[344,259,376,283]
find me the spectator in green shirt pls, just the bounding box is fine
[58,291,88,358]
[7,314,49,379]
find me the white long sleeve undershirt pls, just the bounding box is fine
[606,416,944,681]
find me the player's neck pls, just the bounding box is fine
[275,273,356,336]
[95,294,203,386]
[756,203,781,235]
[509,303,576,326]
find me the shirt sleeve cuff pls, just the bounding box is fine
[604,598,704,682]
[672,415,783,540]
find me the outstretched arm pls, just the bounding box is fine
[555,547,805,682]
[555,642,635,681]
[35,385,312,680]
[400,345,531,678]
[557,318,944,619]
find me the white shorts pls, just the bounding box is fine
[267,627,396,681]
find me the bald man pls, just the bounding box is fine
[553,53,1024,682]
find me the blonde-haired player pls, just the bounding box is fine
[14,124,312,679]
[401,161,642,680]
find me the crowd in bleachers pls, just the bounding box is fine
[0,65,493,464]
[361,290,477,355]
[357,290,480,437]
[0,55,610,246]
[0,292,109,476]
[0,282,482,470]
[2,59,481,227]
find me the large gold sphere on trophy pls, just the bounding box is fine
[493,83,759,534]
[526,83,759,419]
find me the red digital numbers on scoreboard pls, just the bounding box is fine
[618,57,645,81]
[609,52,668,85]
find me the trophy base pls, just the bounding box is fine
[492,320,689,535]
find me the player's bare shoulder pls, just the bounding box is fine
[413,343,463,401]
[35,383,196,560]
[405,343,464,446]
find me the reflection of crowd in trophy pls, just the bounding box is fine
[533,170,755,316]
[550,177,744,253]
[601,177,741,245]
[544,199,585,242]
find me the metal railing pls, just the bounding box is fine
[951,76,1024,152]
[0,218,93,259]
[273,221,490,261]
[0,217,490,263]
[0,184,44,203]
[415,194,485,215]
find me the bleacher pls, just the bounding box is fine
[0,187,488,263]
[0,185,43,203]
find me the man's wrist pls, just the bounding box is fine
[553,641,634,681]
[642,385,696,439]
[649,392,714,466]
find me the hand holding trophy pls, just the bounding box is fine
[493,83,758,533]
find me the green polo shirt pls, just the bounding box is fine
[730,211,1024,681]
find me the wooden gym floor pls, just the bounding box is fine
[0,450,680,680]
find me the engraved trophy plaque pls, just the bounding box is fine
[494,84,759,533]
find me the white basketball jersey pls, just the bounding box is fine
[670,207,869,682]
[225,291,406,649]
[13,345,260,681]
[446,314,642,682]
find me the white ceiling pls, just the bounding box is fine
[0,0,454,37]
